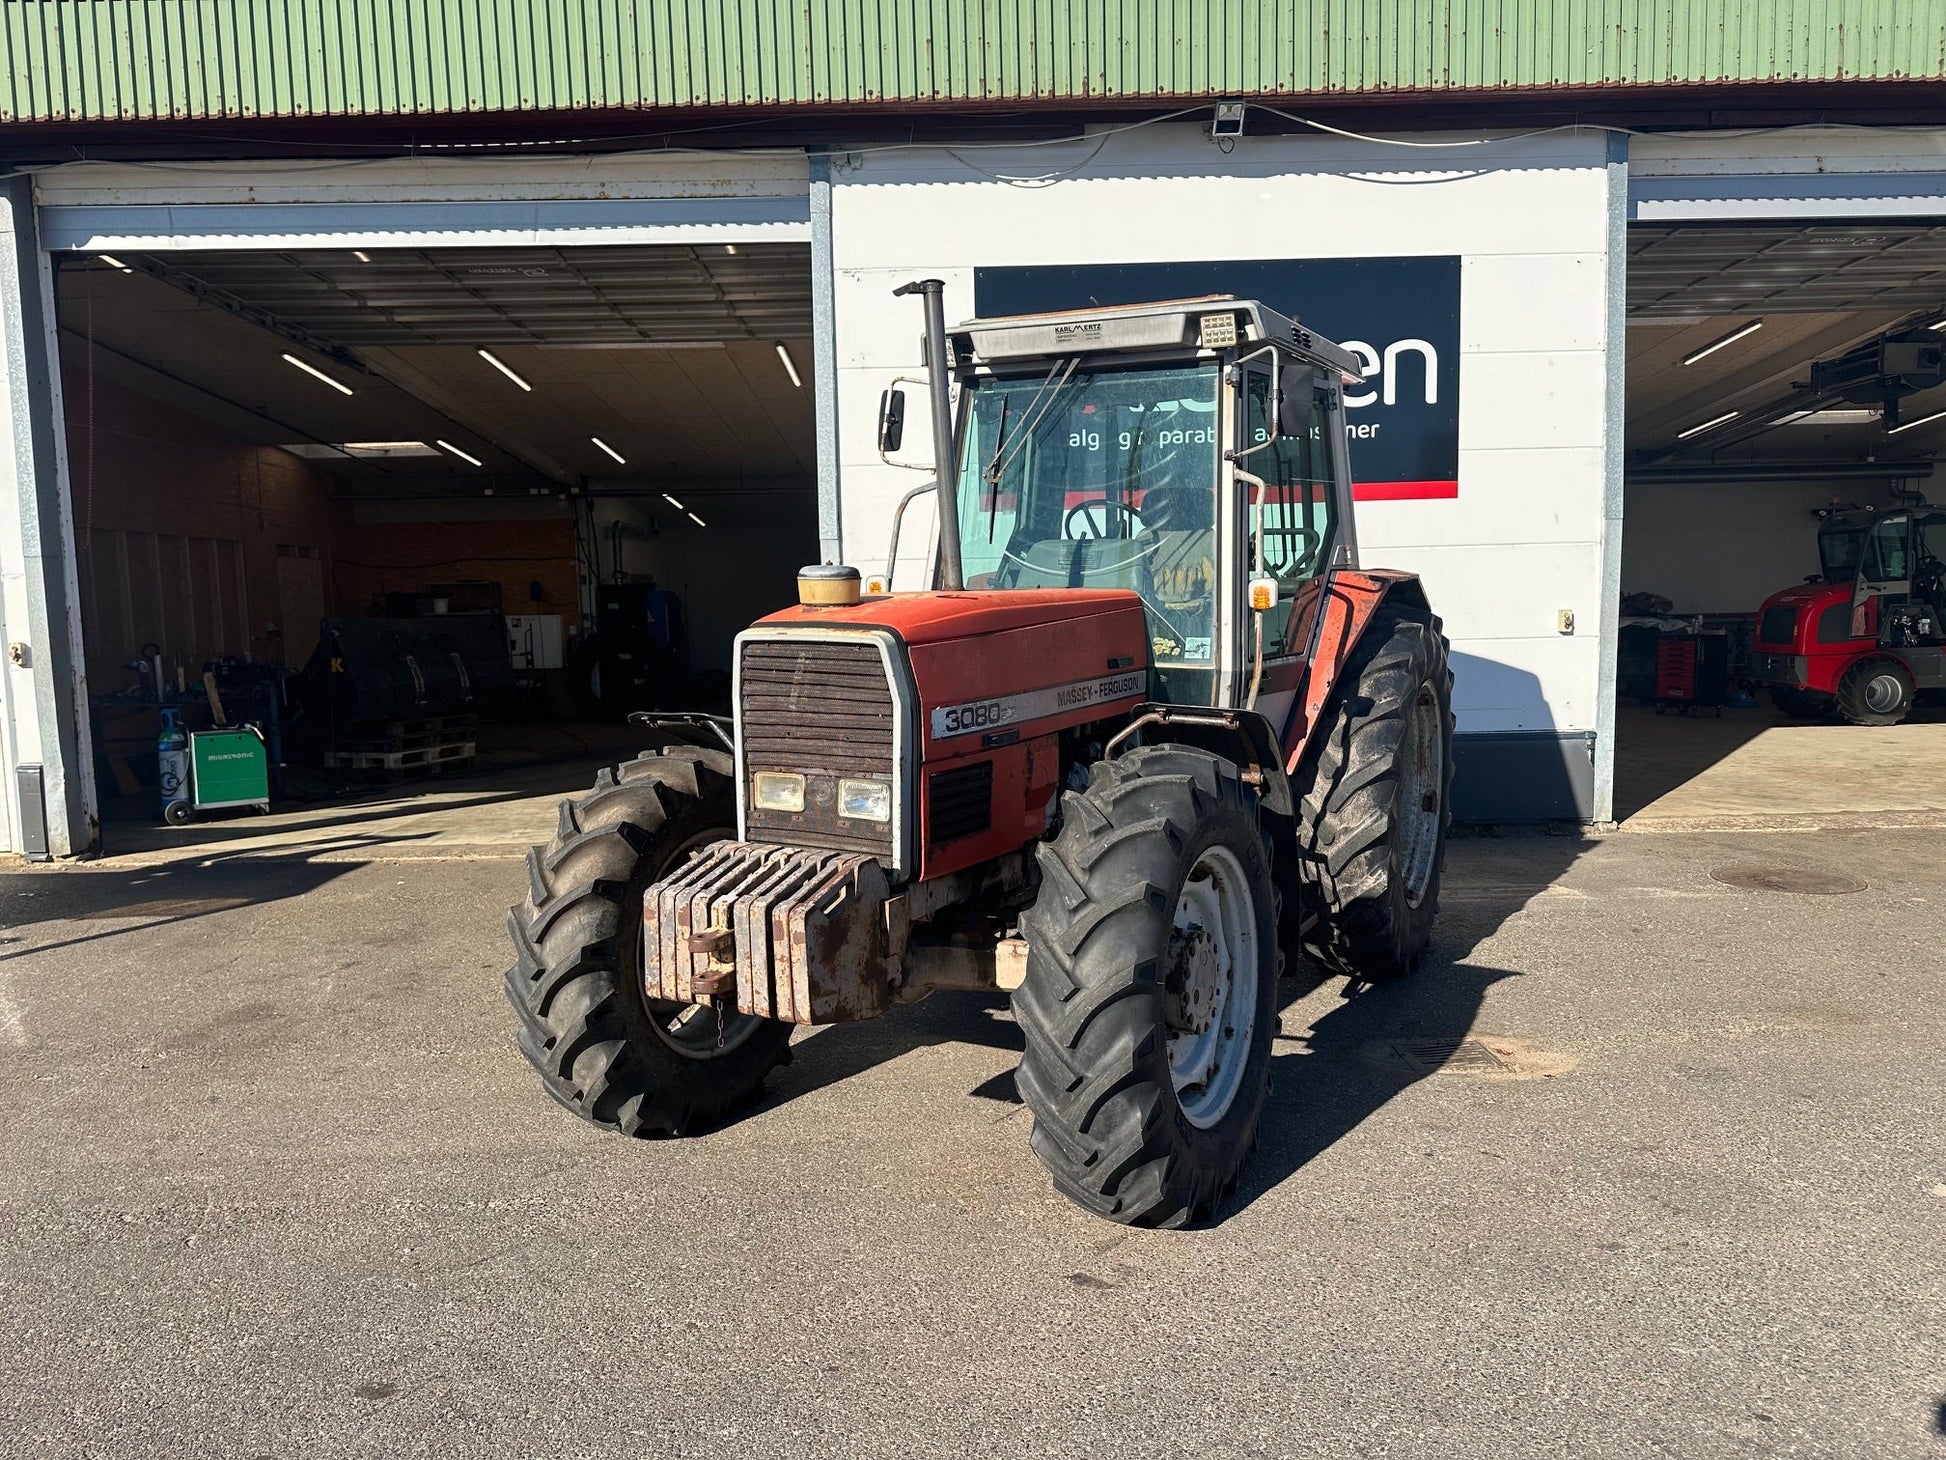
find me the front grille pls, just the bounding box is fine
[927,760,994,848]
[739,635,898,864]
[1758,605,1800,646]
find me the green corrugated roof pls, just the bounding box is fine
[3,1,1941,125]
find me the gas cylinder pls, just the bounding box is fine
[157,708,190,823]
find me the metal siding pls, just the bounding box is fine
[2,2,1943,122]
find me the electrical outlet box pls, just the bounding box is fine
[1557,609,1575,635]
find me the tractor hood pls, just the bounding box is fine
[755,587,1145,646]
[1761,580,1850,612]
[749,587,1154,761]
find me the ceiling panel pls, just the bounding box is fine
[1630,222,1946,317]
[131,244,814,346]
[53,247,818,525]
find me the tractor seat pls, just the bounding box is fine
[1138,486,1217,606]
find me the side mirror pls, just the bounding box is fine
[877,389,907,454]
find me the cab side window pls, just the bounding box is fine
[1861,518,1910,583]
[1243,370,1340,655]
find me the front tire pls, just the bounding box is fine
[504,747,792,1135]
[1293,602,1455,981]
[1013,746,1279,1227]
[1836,658,1913,727]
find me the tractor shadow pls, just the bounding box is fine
[761,830,1589,1219]
[760,990,1024,1113]
[1226,960,1524,1217]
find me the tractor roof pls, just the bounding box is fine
[951,295,1363,382]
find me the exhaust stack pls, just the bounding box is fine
[894,279,965,592]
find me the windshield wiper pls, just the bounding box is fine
[983,357,1078,487]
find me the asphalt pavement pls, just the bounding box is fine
[1,824,1941,1459]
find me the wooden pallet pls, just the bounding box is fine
[323,739,476,773]
[329,715,478,755]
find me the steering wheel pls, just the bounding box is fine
[1064,498,1145,540]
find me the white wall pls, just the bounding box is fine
[1622,479,1893,614]
[826,125,1616,735]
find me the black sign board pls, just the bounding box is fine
[975,257,1462,499]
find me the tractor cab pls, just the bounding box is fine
[938,299,1359,712]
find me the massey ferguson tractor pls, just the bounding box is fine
[1752,501,1946,725]
[507,284,1453,1226]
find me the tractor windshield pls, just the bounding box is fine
[1819,523,1869,583]
[952,361,1222,665]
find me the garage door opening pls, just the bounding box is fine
[56,243,816,845]
[1618,222,1946,823]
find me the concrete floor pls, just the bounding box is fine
[99,722,650,863]
[1613,701,1946,826]
[2,788,1942,1456]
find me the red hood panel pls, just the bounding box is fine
[755,588,1145,645]
[1762,582,1850,612]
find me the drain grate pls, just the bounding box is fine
[1392,1037,1508,1076]
[1709,864,1867,896]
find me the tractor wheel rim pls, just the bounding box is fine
[1398,686,1444,907]
[1864,673,1904,714]
[1164,844,1259,1130]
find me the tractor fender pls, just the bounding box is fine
[1105,704,1293,817]
[1282,569,1429,772]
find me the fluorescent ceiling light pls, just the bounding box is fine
[352,250,371,263]
[1676,410,1739,439]
[435,438,483,466]
[1778,408,1882,426]
[725,243,739,255]
[97,254,132,272]
[549,341,725,351]
[661,493,686,510]
[1930,318,1946,333]
[281,353,354,395]
[775,342,802,388]
[591,436,626,464]
[1681,319,1764,365]
[478,349,531,391]
[687,511,707,527]
[1889,407,1946,435]
[340,440,440,458]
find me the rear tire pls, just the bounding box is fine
[1013,746,1279,1227]
[505,747,792,1135]
[1768,685,1833,720]
[1835,658,1913,727]
[1293,602,1454,981]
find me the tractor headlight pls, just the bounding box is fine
[752,771,806,813]
[837,777,892,823]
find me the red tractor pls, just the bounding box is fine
[1753,503,1946,725]
[507,285,1453,1225]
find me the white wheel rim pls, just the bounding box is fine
[1164,844,1260,1130]
[1398,686,1443,907]
[1864,673,1904,714]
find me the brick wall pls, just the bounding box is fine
[331,516,580,627]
